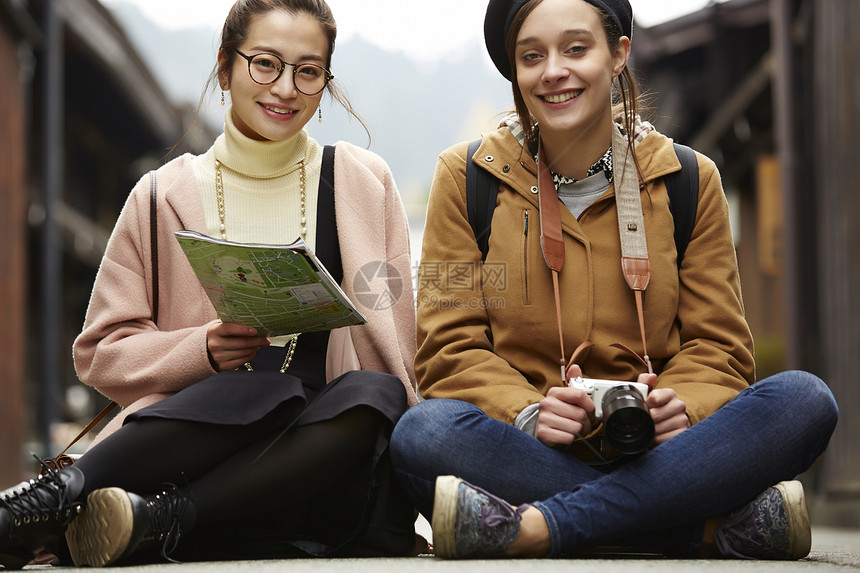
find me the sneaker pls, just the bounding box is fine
[66,484,196,567]
[715,480,812,560]
[432,475,527,559]
[0,465,85,570]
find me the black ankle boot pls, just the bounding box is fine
[66,483,196,567]
[0,465,85,570]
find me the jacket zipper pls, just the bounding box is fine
[523,209,530,305]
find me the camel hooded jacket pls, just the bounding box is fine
[415,124,754,427]
[74,141,417,445]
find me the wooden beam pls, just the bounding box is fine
[0,22,28,484]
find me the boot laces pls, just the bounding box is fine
[0,458,80,530]
[144,484,188,562]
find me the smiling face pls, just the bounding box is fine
[513,0,629,155]
[220,10,329,142]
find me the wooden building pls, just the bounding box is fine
[0,0,210,485]
[0,0,38,487]
[635,0,860,521]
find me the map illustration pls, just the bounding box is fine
[175,231,366,337]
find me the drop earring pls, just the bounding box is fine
[318,107,323,123]
[221,91,226,106]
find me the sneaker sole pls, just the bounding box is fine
[775,481,812,559]
[66,488,134,567]
[432,475,463,559]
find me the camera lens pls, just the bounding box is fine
[601,384,655,455]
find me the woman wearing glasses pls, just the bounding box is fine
[0,0,418,568]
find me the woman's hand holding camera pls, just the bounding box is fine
[535,364,596,447]
[645,384,690,444]
[206,321,271,372]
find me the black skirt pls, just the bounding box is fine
[124,347,414,559]
[125,347,406,430]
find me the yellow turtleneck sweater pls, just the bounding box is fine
[193,109,323,345]
[193,107,323,252]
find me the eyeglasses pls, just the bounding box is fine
[233,48,333,96]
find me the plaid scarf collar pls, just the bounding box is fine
[501,115,655,190]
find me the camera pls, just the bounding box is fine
[568,377,655,455]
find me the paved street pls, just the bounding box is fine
[22,525,859,571]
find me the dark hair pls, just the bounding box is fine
[505,0,640,160]
[187,0,369,145]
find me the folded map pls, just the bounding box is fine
[174,230,366,337]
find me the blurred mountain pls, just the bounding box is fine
[105,1,513,214]
[106,3,221,108]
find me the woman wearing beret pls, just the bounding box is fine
[390,0,838,560]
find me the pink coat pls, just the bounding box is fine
[73,142,417,446]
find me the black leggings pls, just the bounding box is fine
[72,404,385,525]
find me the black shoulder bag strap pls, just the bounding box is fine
[49,169,160,463]
[150,170,159,320]
[318,145,342,284]
[321,144,336,194]
[47,172,157,464]
[465,138,500,261]
[665,143,699,268]
[253,145,345,458]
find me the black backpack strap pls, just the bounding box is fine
[465,138,500,261]
[665,142,699,269]
[463,138,699,269]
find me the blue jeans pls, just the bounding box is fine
[390,371,838,556]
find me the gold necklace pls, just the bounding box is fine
[214,158,307,373]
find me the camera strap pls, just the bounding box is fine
[537,140,568,384]
[611,126,653,374]
[537,126,654,381]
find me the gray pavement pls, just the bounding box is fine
[22,526,860,571]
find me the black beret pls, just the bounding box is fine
[484,0,633,80]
